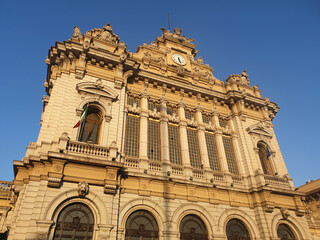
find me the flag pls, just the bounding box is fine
[266,147,271,159]
[73,106,88,128]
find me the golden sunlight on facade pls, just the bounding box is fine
[0,24,319,240]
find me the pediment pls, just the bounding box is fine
[246,122,273,138]
[76,79,118,100]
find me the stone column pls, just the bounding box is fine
[139,90,149,170]
[160,97,171,174]
[213,112,229,174]
[195,107,211,170]
[178,101,192,177]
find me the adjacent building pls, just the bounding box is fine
[0,24,318,240]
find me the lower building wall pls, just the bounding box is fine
[6,180,318,240]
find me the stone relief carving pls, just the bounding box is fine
[226,70,250,86]
[280,208,290,219]
[78,181,89,197]
[96,24,119,44]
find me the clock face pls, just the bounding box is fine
[172,54,186,65]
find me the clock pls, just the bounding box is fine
[172,53,186,65]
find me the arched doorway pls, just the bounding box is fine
[226,218,251,240]
[125,210,159,240]
[53,203,94,240]
[180,214,208,240]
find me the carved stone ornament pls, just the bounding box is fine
[264,204,275,213]
[104,183,117,195]
[225,70,250,86]
[246,121,273,139]
[177,66,185,77]
[168,113,180,123]
[72,26,81,38]
[205,122,215,132]
[280,208,290,219]
[149,109,161,119]
[96,24,119,44]
[127,103,140,115]
[187,118,198,127]
[37,232,47,240]
[78,181,89,197]
[76,80,118,100]
[160,27,195,43]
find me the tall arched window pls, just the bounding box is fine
[277,224,296,240]
[125,210,159,240]
[53,203,94,240]
[79,106,102,144]
[226,219,251,240]
[257,142,273,175]
[180,214,208,240]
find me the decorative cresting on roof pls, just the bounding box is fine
[246,121,273,138]
[159,27,197,50]
[76,79,118,100]
[226,70,250,86]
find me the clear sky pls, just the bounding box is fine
[0,0,319,187]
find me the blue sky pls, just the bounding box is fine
[0,0,319,187]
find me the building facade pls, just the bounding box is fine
[0,24,318,239]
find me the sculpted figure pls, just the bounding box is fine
[73,26,81,38]
[240,70,250,85]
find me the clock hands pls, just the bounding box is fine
[178,57,181,63]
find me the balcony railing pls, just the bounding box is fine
[124,158,140,168]
[193,169,205,179]
[264,175,289,186]
[171,165,184,175]
[149,160,162,171]
[67,141,109,157]
[0,181,13,191]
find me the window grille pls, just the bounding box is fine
[148,120,160,161]
[167,105,177,116]
[124,115,139,157]
[226,219,251,240]
[187,128,201,168]
[223,137,238,174]
[168,124,181,165]
[180,214,208,240]
[185,110,194,120]
[202,115,211,124]
[125,210,159,240]
[127,96,140,107]
[148,101,160,112]
[205,133,220,172]
[53,203,94,240]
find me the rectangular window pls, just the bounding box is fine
[167,106,177,116]
[148,101,160,112]
[205,133,220,172]
[203,115,211,124]
[187,128,201,168]
[168,124,181,165]
[127,96,140,107]
[148,120,160,161]
[185,110,194,120]
[223,137,238,174]
[124,115,139,157]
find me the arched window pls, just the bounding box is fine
[226,219,251,240]
[79,106,102,144]
[53,203,94,240]
[180,214,208,240]
[277,223,296,240]
[257,142,273,175]
[125,210,159,240]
